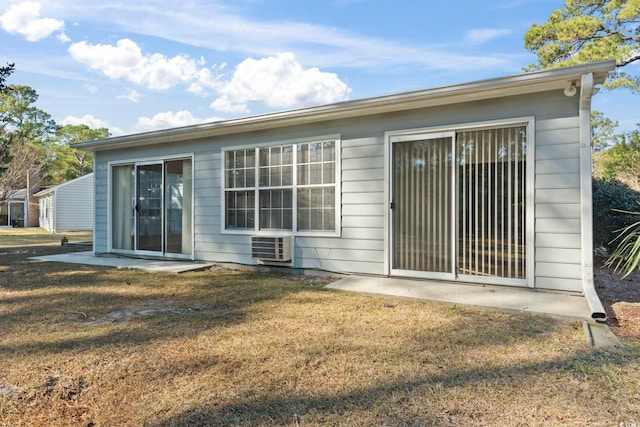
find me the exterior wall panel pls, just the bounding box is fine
[534,119,582,291]
[55,175,94,232]
[37,174,94,234]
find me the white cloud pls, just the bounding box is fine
[135,111,223,132]
[60,114,123,136]
[117,89,141,103]
[32,0,519,73]
[466,28,512,45]
[58,1,512,72]
[210,97,249,114]
[211,52,350,113]
[68,38,220,91]
[56,32,70,42]
[0,1,65,42]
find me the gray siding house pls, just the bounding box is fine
[35,173,94,233]
[77,60,615,318]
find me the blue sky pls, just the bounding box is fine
[1,0,638,137]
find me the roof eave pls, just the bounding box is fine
[75,60,615,152]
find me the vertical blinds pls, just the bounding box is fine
[392,125,526,280]
[393,137,452,272]
[457,127,526,279]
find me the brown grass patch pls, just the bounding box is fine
[0,243,638,426]
[0,228,92,247]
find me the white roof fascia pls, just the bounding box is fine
[75,60,615,153]
[33,188,53,198]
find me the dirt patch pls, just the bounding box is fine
[594,256,640,339]
[82,300,215,326]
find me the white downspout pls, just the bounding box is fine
[579,72,606,320]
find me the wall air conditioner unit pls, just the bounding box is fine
[251,236,292,262]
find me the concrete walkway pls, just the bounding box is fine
[326,275,593,320]
[31,251,214,273]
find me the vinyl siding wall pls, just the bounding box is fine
[39,174,94,233]
[93,89,586,292]
[534,117,583,291]
[55,174,94,232]
[38,195,54,232]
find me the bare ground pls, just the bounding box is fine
[594,256,640,340]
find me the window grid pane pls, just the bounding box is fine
[297,187,335,231]
[226,149,255,189]
[259,145,293,187]
[259,189,293,230]
[226,190,255,229]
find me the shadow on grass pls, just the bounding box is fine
[4,244,636,425]
[147,347,630,427]
[0,230,92,247]
[0,245,323,356]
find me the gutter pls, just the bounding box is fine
[579,72,607,320]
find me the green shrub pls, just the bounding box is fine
[605,206,640,277]
[592,177,640,252]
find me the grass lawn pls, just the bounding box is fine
[0,227,92,247]
[0,238,638,425]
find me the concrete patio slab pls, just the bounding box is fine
[32,252,595,320]
[326,275,593,320]
[30,251,214,273]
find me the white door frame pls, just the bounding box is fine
[384,117,535,287]
[107,154,194,259]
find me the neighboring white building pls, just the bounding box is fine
[35,173,94,233]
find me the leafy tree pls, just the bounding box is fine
[0,62,14,93]
[524,0,640,92]
[593,127,640,190]
[0,84,55,199]
[45,124,109,185]
[0,85,56,156]
[591,110,620,152]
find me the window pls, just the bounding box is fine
[223,138,339,234]
[259,145,293,230]
[297,141,336,231]
[225,149,256,229]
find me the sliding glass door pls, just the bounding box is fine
[391,125,527,284]
[137,164,163,252]
[392,134,454,279]
[111,158,192,257]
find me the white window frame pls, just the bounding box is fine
[384,117,535,287]
[221,135,341,237]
